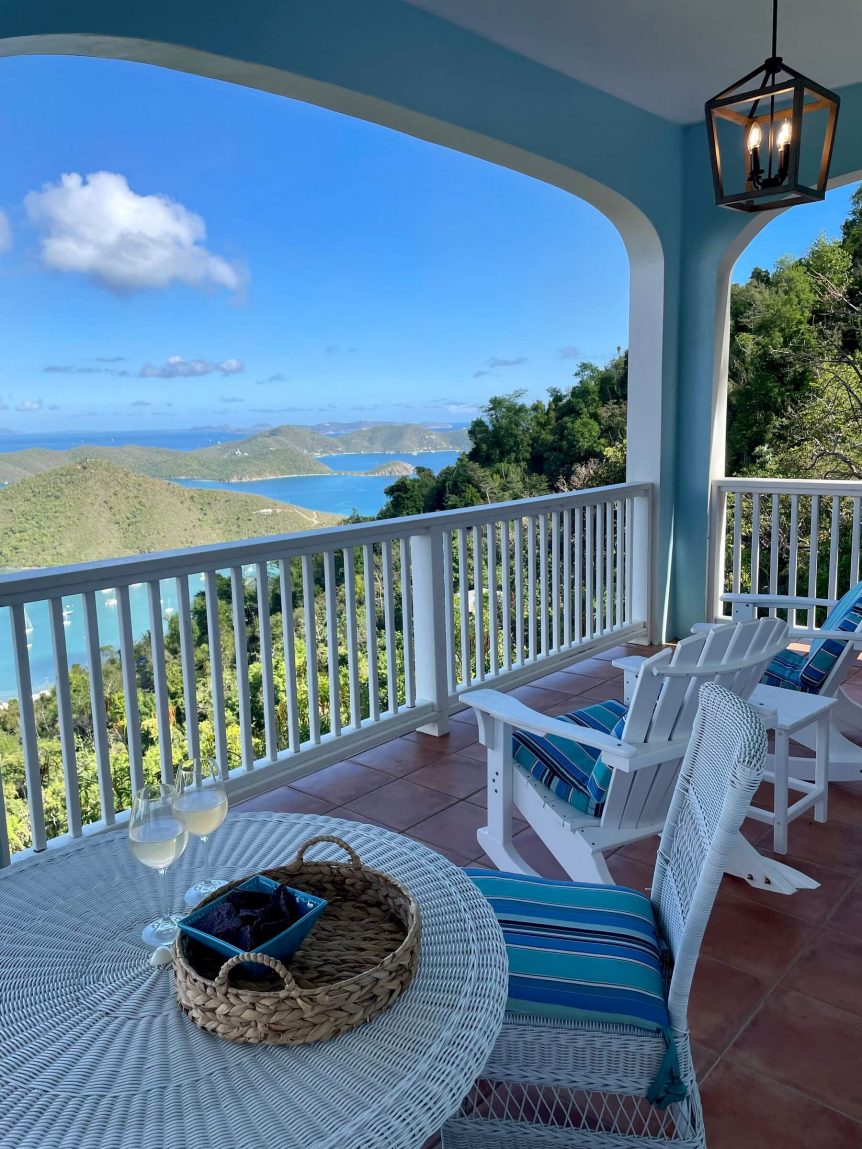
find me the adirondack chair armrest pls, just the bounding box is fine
[788,627,862,646]
[601,736,692,774]
[721,592,836,617]
[460,688,634,757]
[690,622,725,633]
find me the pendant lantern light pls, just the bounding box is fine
[706,0,839,211]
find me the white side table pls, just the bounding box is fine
[747,683,834,853]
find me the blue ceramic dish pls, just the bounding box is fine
[178,875,327,966]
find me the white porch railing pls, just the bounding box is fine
[710,477,862,624]
[0,482,651,867]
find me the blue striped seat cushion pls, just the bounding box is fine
[467,869,684,1105]
[513,699,627,816]
[799,583,862,692]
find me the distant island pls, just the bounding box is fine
[0,422,469,485]
[0,460,341,569]
[363,460,416,477]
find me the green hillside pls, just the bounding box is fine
[0,459,340,569]
[0,422,468,485]
[324,423,469,453]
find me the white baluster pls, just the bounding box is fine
[514,518,524,666]
[808,496,820,630]
[551,510,560,652]
[82,590,115,825]
[442,530,458,693]
[343,547,362,730]
[256,562,279,762]
[788,495,799,627]
[279,559,302,751]
[301,554,321,744]
[11,603,45,852]
[204,571,229,779]
[562,508,572,648]
[538,514,549,656]
[323,549,342,737]
[146,580,173,784]
[49,597,82,838]
[400,538,416,708]
[501,520,512,672]
[472,525,485,682]
[575,505,584,642]
[381,539,399,713]
[229,567,254,770]
[117,584,145,793]
[362,544,380,722]
[176,576,201,765]
[457,527,471,686]
[527,516,537,661]
[486,522,499,677]
[828,495,841,601]
[852,498,861,589]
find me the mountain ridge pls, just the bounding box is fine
[0,422,469,485]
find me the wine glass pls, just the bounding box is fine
[128,783,189,947]
[174,757,229,907]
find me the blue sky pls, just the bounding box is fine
[0,55,856,436]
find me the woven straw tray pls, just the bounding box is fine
[173,834,421,1045]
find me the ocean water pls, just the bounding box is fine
[0,442,459,699]
[176,451,458,518]
[0,428,248,452]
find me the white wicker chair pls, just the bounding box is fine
[442,682,768,1149]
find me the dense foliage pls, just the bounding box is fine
[380,353,628,518]
[728,186,862,479]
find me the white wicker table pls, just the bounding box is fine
[0,812,508,1149]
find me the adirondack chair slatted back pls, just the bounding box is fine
[653,683,767,1032]
[601,618,787,836]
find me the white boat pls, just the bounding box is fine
[62,605,73,628]
[105,598,118,608]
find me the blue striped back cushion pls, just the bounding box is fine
[467,869,686,1106]
[760,647,806,691]
[512,699,627,817]
[799,583,862,692]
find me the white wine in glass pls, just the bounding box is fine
[174,757,229,907]
[128,784,189,947]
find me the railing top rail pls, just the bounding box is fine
[714,476,862,496]
[0,482,651,605]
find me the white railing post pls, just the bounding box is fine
[707,481,729,622]
[630,488,653,642]
[409,525,450,736]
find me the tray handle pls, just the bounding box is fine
[293,834,362,870]
[214,952,298,995]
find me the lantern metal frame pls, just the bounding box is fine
[705,3,840,212]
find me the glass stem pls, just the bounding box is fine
[159,866,169,924]
[201,835,210,885]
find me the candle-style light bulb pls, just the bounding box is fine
[747,121,763,151]
[776,118,792,184]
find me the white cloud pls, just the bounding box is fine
[139,355,244,379]
[24,172,241,295]
[0,210,10,253]
[16,398,43,412]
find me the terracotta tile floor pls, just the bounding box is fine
[236,644,862,1147]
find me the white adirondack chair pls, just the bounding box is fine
[718,583,862,783]
[465,617,815,895]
